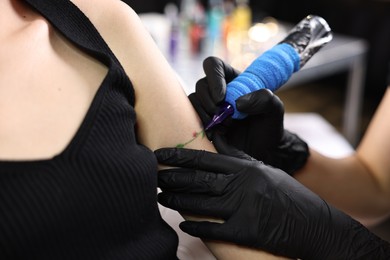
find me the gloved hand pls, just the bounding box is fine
[156,147,390,260]
[189,56,309,175]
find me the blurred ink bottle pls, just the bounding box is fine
[231,0,252,32]
[207,0,225,51]
[179,0,206,55]
[189,1,206,55]
[165,3,180,61]
[223,0,252,64]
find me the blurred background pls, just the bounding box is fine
[122,0,390,242]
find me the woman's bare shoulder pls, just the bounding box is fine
[71,0,146,75]
[71,0,138,33]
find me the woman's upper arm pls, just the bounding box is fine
[93,1,215,151]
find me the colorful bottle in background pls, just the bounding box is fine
[231,0,252,32]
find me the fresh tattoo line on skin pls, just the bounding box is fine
[176,129,206,148]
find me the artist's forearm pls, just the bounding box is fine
[295,90,390,224]
[295,150,390,223]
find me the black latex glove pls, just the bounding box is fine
[189,56,309,175]
[156,147,390,260]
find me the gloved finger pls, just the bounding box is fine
[155,148,249,173]
[236,88,284,116]
[179,221,237,243]
[158,168,233,195]
[203,56,240,84]
[188,92,212,126]
[202,57,230,104]
[194,78,220,115]
[213,134,255,161]
[158,192,227,218]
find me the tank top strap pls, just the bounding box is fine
[23,0,122,69]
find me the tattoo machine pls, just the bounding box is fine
[205,15,333,130]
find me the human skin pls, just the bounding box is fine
[0,0,288,259]
[295,88,390,226]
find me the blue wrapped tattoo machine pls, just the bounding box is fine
[205,15,333,130]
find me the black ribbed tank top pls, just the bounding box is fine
[0,0,178,259]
